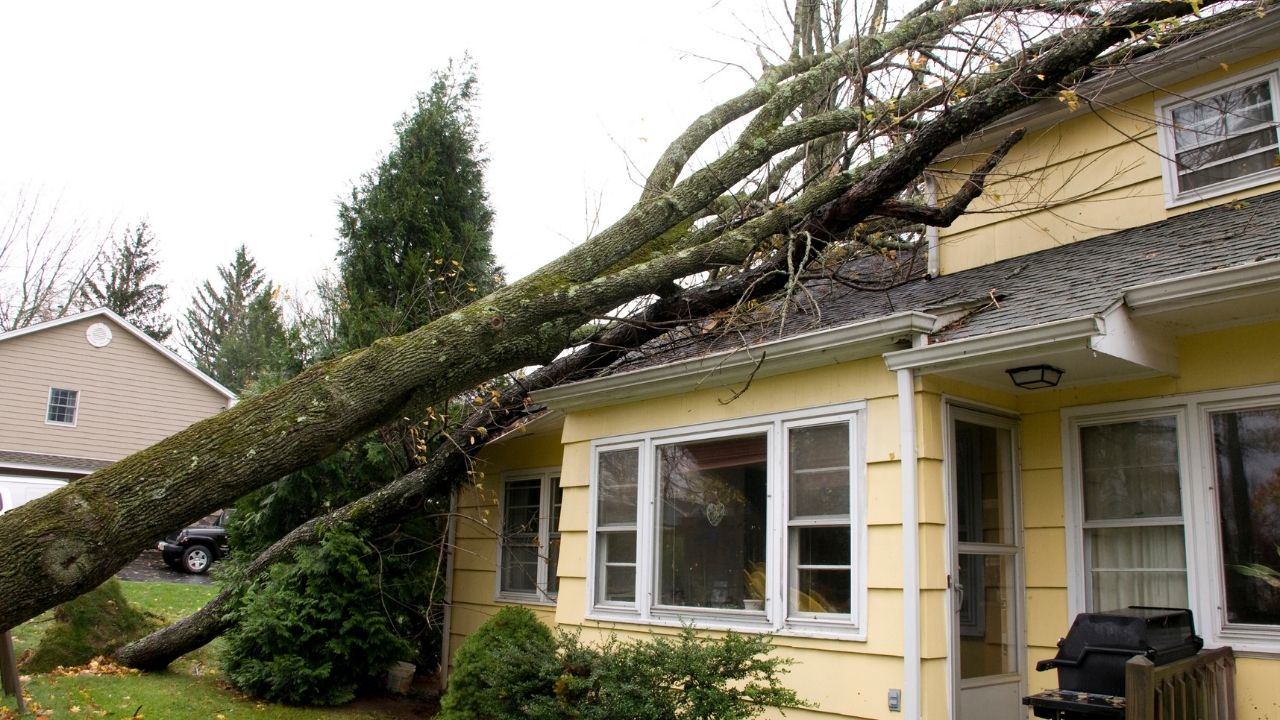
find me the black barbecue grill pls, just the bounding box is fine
[1022,607,1204,719]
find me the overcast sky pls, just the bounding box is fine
[1,1,788,318]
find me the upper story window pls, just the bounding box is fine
[46,388,79,426]
[498,470,561,602]
[1157,65,1280,206]
[589,403,866,637]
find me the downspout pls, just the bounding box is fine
[438,489,459,687]
[898,367,922,719]
[925,175,940,278]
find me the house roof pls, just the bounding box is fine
[0,449,112,476]
[0,308,237,404]
[541,189,1280,408]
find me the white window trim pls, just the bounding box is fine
[1156,60,1280,208]
[585,402,868,640]
[494,467,561,605]
[1063,384,1280,655]
[45,387,80,427]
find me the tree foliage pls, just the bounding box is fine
[220,525,411,705]
[336,59,500,350]
[0,0,1260,635]
[78,221,171,341]
[180,245,296,392]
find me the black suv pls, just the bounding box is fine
[158,510,232,574]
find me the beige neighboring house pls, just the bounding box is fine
[0,308,236,513]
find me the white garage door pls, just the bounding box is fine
[0,475,67,514]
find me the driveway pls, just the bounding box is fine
[117,549,212,585]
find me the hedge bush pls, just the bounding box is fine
[220,525,411,705]
[439,607,808,720]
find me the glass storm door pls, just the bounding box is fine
[951,412,1024,720]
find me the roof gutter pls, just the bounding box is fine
[1124,257,1280,314]
[535,311,938,412]
[883,315,1103,373]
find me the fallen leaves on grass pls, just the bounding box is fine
[49,656,140,678]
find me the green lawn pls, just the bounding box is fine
[2,580,392,719]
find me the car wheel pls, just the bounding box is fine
[182,545,213,574]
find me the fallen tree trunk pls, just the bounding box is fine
[0,0,1230,631]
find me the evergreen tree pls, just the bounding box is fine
[80,222,172,341]
[181,245,296,392]
[336,59,500,351]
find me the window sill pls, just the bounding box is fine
[583,610,867,643]
[495,594,557,608]
[1164,169,1280,209]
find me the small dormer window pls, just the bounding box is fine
[1158,66,1280,205]
[46,388,79,425]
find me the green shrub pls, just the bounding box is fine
[22,578,159,672]
[219,525,411,705]
[439,608,808,720]
[437,606,558,720]
[538,628,809,720]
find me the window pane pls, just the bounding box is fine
[955,421,1015,545]
[598,448,638,526]
[47,388,78,424]
[598,532,636,604]
[790,423,850,518]
[502,544,539,594]
[795,526,851,566]
[604,566,636,603]
[957,554,1020,678]
[547,536,561,596]
[795,569,851,614]
[503,480,541,534]
[658,435,767,609]
[1088,525,1188,610]
[1212,408,1280,626]
[1173,80,1272,147]
[1081,417,1181,521]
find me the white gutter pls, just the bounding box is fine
[883,315,1102,373]
[1124,257,1280,314]
[897,368,921,719]
[535,311,938,412]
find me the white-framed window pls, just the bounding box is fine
[46,387,79,426]
[588,403,866,638]
[497,469,562,602]
[1156,63,1280,206]
[1065,387,1280,653]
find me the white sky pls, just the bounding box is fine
[0,1,789,317]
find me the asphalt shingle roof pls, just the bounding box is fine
[605,189,1280,376]
[0,449,111,474]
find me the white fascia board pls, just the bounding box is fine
[0,307,238,406]
[1124,257,1280,315]
[534,311,937,413]
[883,315,1103,372]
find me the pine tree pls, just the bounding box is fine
[80,222,172,341]
[181,245,296,392]
[336,59,501,351]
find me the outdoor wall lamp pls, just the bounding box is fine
[1006,364,1064,389]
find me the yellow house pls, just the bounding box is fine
[443,13,1280,720]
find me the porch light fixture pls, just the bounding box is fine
[1006,364,1064,389]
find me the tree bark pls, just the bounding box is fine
[0,0,1230,632]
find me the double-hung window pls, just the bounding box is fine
[1157,65,1280,205]
[498,470,561,602]
[1067,388,1280,653]
[590,404,865,636]
[46,388,79,426]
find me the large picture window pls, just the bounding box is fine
[1068,388,1280,652]
[498,471,561,601]
[1157,66,1280,205]
[590,405,864,635]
